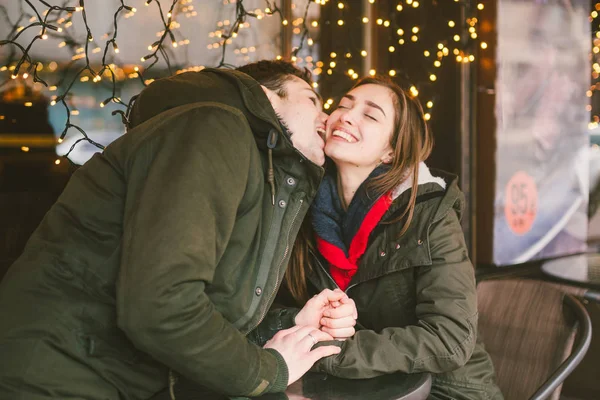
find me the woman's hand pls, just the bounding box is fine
[320,296,358,340]
[294,289,358,340]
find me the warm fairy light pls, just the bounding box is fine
[389,70,396,76]
[481,42,488,49]
[454,35,460,41]
[388,46,395,52]
[338,2,344,9]
[24,102,33,107]
[424,50,430,57]
[412,26,419,33]
[429,74,437,81]
[424,113,431,121]
[409,86,419,96]
[331,52,337,58]
[362,17,369,23]
[456,55,463,62]
[477,3,484,10]
[448,20,455,27]
[396,4,403,11]
[376,18,383,25]
[434,60,441,67]
[397,28,404,35]
[55,159,61,165]
[337,20,344,26]
[282,19,288,25]
[361,50,368,56]
[427,101,433,108]
[383,20,390,27]
[369,69,376,76]
[21,146,30,152]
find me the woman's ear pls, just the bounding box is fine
[381,149,394,164]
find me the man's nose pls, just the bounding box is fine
[319,111,328,125]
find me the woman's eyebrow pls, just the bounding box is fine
[365,100,386,117]
[344,94,386,117]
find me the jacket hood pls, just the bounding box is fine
[128,68,284,151]
[386,162,464,222]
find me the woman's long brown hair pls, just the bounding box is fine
[285,76,434,305]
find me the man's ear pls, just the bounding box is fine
[261,85,275,102]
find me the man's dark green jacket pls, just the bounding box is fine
[0,69,322,399]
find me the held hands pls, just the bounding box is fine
[263,325,341,386]
[263,289,357,387]
[294,288,358,340]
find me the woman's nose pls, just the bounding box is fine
[339,109,355,125]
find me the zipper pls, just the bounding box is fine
[310,249,341,290]
[246,198,304,334]
[309,249,361,293]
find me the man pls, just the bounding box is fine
[0,60,355,399]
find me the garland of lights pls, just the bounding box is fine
[0,0,312,164]
[1,0,597,165]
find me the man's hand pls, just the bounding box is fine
[264,325,341,386]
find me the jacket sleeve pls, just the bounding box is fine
[317,206,478,378]
[116,106,288,396]
[247,307,301,347]
[247,283,302,347]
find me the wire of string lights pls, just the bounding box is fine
[0,0,313,163]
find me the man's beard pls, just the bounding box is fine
[275,112,293,138]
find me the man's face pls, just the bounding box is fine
[265,76,328,166]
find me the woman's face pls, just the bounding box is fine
[325,84,395,170]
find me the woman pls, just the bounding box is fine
[281,76,503,399]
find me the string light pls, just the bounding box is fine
[1,0,494,156]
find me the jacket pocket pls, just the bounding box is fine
[76,331,141,365]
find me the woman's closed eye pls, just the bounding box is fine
[365,114,378,122]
